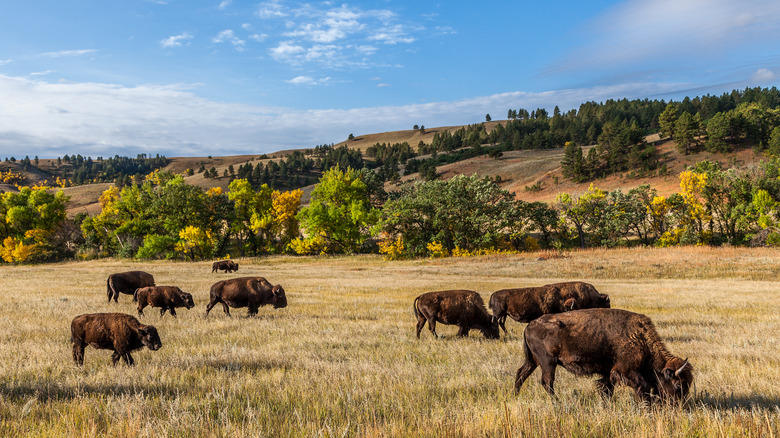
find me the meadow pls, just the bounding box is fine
[1,246,779,437]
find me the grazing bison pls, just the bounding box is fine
[106,271,155,303]
[205,276,287,317]
[212,260,239,273]
[489,281,610,333]
[515,308,693,404]
[414,290,500,339]
[134,286,195,318]
[71,313,162,366]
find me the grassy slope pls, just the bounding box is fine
[0,247,778,436]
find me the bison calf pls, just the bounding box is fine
[515,308,693,404]
[212,260,239,273]
[134,286,195,318]
[489,281,610,333]
[414,290,500,339]
[107,270,155,303]
[71,313,162,366]
[205,276,287,317]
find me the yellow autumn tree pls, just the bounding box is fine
[175,225,215,260]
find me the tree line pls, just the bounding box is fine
[4,155,780,264]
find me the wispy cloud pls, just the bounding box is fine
[286,75,331,86]
[213,30,246,50]
[38,49,97,58]
[256,2,420,68]
[160,32,194,49]
[545,0,780,84]
[30,70,55,76]
[1,73,736,159]
[0,59,12,66]
[218,0,232,10]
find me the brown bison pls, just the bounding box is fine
[71,313,162,366]
[489,281,610,333]
[515,308,693,404]
[414,290,500,339]
[205,276,287,317]
[134,286,195,318]
[106,270,155,303]
[212,260,239,273]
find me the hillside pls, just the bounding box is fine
[0,121,771,216]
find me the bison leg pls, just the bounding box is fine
[137,303,146,317]
[610,368,651,403]
[514,359,537,393]
[427,318,438,338]
[72,340,86,366]
[205,297,225,317]
[595,375,614,398]
[111,351,121,366]
[456,325,469,337]
[415,314,427,339]
[123,352,135,366]
[498,315,508,333]
[538,358,558,396]
[160,308,167,318]
[169,307,177,318]
[247,307,258,318]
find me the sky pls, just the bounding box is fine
[1,0,779,158]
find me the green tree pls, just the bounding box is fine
[296,167,379,253]
[659,104,678,139]
[674,112,698,155]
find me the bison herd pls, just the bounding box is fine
[414,282,692,404]
[72,261,692,405]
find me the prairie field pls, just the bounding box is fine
[1,246,779,437]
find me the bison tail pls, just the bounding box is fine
[522,329,535,365]
[412,296,420,319]
[132,288,139,303]
[107,277,114,302]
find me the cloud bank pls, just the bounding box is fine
[0,74,715,159]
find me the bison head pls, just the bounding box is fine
[272,285,287,309]
[597,293,611,308]
[657,358,693,402]
[481,320,500,339]
[231,262,239,271]
[138,325,162,351]
[180,291,195,309]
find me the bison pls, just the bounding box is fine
[414,290,500,339]
[134,286,195,318]
[71,313,162,366]
[514,308,693,404]
[106,270,155,303]
[489,281,610,333]
[212,260,239,273]
[205,276,287,317]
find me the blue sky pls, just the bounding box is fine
[1,0,779,158]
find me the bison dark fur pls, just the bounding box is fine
[414,290,500,339]
[106,271,155,303]
[489,281,610,332]
[71,313,162,366]
[205,276,287,317]
[212,260,239,273]
[134,286,195,318]
[515,308,693,404]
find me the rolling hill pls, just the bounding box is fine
[0,121,770,217]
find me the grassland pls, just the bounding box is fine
[1,246,779,437]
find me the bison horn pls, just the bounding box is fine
[675,358,689,377]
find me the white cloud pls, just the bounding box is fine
[548,0,780,76]
[256,0,287,19]
[213,30,246,50]
[30,70,55,76]
[750,68,776,83]
[377,83,390,88]
[160,32,194,49]
[0,59,13,66]
[38,49,97,58]
[249,33,267,42]
[286,75,331,85]
[258,2,418,68]
[1,73,718,159]
[218,0,232,10]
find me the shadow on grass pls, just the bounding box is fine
[694,392,780,411]
[0,380,182,403]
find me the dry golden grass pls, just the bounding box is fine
[1,247,779,437]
